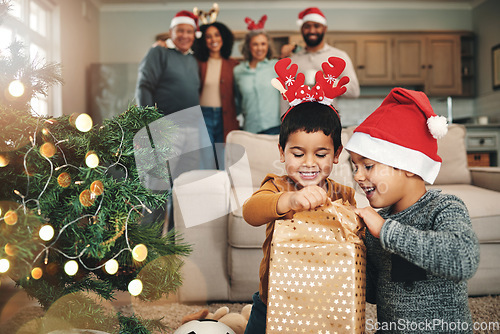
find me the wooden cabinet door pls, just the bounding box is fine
[393,35,426,84]
[425,35,462,96]
[329,34,360,74]
[358,35,393,85]
[331,34,392,85]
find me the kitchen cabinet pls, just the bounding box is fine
[393,35,427,84]
[424,34,462,96]
[330,32,465,96]
[330,34,393,85]
[264,30,474,96]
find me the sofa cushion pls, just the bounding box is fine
[229,209,266,248]
[427,184,500,243]
[225,130,355,191]
[434,124,471,185]
[226,131,281,191]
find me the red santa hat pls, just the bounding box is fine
[170,10,201,37]
[345,87,448,184]
[297,7,327,26]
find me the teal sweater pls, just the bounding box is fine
[366,189,480,334]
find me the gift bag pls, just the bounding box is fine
[266,199,366,333]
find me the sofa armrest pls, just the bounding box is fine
[469,167,500,192]
[173,169,232,302]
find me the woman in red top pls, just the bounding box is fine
[194,22,240,144]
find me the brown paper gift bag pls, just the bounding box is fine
[266,199,366,334]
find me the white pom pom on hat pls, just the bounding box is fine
[344,87,448,184]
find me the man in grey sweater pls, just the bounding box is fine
[345,87,480,333]
[135,11,205,229]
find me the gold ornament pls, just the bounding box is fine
[79,189,95,207]
[31,267,43,280]
[57,172,71,188]
[4,243,16,256]
[90,180,104,196]
[40,142,57,158]
[0,154,10,167]
[4,210,18,225]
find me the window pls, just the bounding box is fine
[2,0,60,117]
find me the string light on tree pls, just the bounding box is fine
[75,113,93,132]
[40,142,57,158]
[31,267,43,280]
[128,278,143,296]
[0,154,10,167]
[39,224,55,241]
[4,210,18,225]
[132,244,148,262]
[85,151,99,168]
[8,79,25,97]
[0,259,10,273]
[90,180,104,196]
[64,260,79,276]
[4,243,16,256]
[57,172,71,188]
[104,259,119,275]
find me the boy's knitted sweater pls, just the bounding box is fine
[366,189,480,334]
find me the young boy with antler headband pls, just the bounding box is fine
[242,57,357,334]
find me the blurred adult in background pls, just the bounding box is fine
[136,10,200,116]
[193,21,240,144]
[135,10,201,229]
[233,15,281,135]
[280,7,360,113]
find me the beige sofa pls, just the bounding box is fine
[173,124,500,303]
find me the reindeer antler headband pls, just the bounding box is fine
[193,3,219,25]
[271,57,350,120]
[245,15,267,31]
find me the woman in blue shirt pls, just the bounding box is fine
[234,30,281,134]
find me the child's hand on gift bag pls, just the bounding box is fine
[278,185,328,213]
[354,206,385,238]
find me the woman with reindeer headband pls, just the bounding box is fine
[192,4,240,147]
[233,15,281,135]
[242,56,356,334]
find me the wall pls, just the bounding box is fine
[472,0,500,122]
[99,1,473,63]
[54,0,100,116]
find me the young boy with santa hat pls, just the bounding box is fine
[345,87,480,333]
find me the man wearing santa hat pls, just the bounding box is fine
[136,10,200,116]
[135,10,203,228]
[280,7,360,112]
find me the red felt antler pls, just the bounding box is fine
[315,57,349,103]
[245,15,267,30]
[272,58,305,104]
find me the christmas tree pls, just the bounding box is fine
[0,1,190,332]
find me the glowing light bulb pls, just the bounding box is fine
[104,259,119,275]
[4,210,18,225]
[31,267,43,279]
[0,259,10,273]
[0,154,10,167]
[39,224,55,241]
[75,113,93,132]
[128,279,143,296]
[8,80,25,97]
[85,151,99,168]
[64,260,78,276]
[132,244,148,262]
